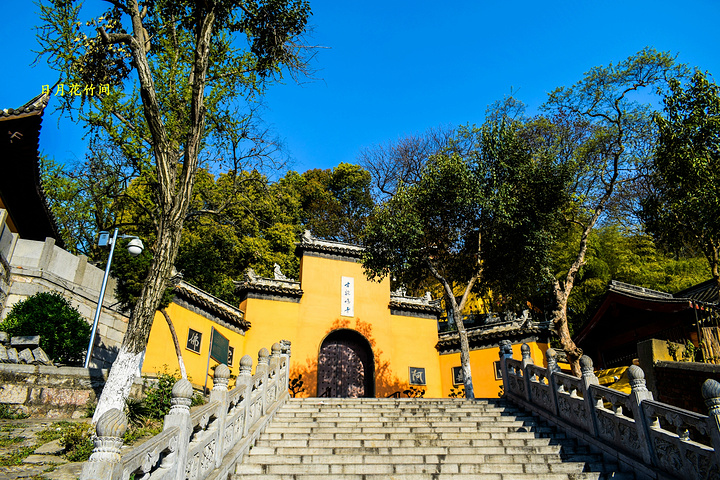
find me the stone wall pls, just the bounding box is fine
[0,363,149,418]
[0,209,18,313]
[653,360,720,413]
[1,236,129,369]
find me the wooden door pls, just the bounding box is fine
[318,331,373,397]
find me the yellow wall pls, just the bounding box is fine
[142,302,247,390]
[241,254,443,398]
[143,251,548,400]
[438,341,549,398]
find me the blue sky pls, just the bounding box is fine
[3,1,719,174]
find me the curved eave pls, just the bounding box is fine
[0,94,63,245]
[436,325,549,353]
[388,300,442,316]
[236,282,304,299]
[575,289,693,346]
[295,243,363,260]
[174,282,249,331]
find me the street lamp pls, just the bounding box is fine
[83,228,144,369]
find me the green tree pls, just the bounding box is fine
[641,70,720,289]
[36,0,313,422]
[283,163,374,243]
[362,121,567,399]
[541,48,685,375]
[556,225,709,334]
[0,292,90,364]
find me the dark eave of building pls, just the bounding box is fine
[234,268,304,303]
[674,279,719,304]
[174,281,250,332]
[0,93,63,246]
[295,230,363,262]
[574,280,693,346]
[436,317,550,354]
[388,290,442,319]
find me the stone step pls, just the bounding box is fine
[264,425,533,434]
[262,431,561,441]
[232,474,630,480]
[253,437,587,450]
[249,444,584,456]
[235,461,590,475]
[243,453,580,465]
[234,398,634,480]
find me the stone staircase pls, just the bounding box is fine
[233,397,635,480]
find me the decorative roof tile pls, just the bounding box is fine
[234,268,303,299]
[174,281,249,331]
[295,230,364,260]
[436,312,550,353]
[389,289,442,315]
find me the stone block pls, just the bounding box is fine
[18,348,34,364]
[11,335,40,349]
[40,387,91,406]
[6,347,18,363]
[0,384,29,403]
[0,331,8,344]
[0,344,7,362]
[32,347,52,365]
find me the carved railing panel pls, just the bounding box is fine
[80,341,291,480]
[500,344,720,480]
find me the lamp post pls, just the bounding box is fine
[84,228,144,369]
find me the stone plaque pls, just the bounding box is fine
[409,367,426,386]
[186,328,202,354]
[452,366,463,386]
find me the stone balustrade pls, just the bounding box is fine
[80,340,291,480]
[500,342,720,480]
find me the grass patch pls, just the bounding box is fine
[0,434,24,448]
[0,404,29,420]
[0,423,26,433]
[123,419,163,445]
[0,445,35,466]
[36,421,74,443]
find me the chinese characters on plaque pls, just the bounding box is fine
[409,367,426,385]
[452,366,464,386]
[186,328,202,354]
[341,276,354,317]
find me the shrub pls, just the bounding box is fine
[143,372,177,419]
[0,292,90,364]
[0,403,29,420]
[143,371,205,419]
[59,423,94,462]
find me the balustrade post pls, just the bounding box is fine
[701,379,720,465]
[80,408,127,480]
[269,342,282,372]
[626,365,654,465]
[498,340,513,398]
[545,348,560,416]
[521,343,534,403]
[280,339,292,388]
[238,354,254,436]
[210,364,230,469]
[256,348,270,415]
[160,378,193,480]
[579,355,600,437]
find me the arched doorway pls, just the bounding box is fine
[317,329,374,398]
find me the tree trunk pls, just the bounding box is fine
[454,307,475,399]
[91,2,216,424]
[550,289,583,376]
[160,307,187,379]
[429,262,477,399]
[93,219,183,423]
